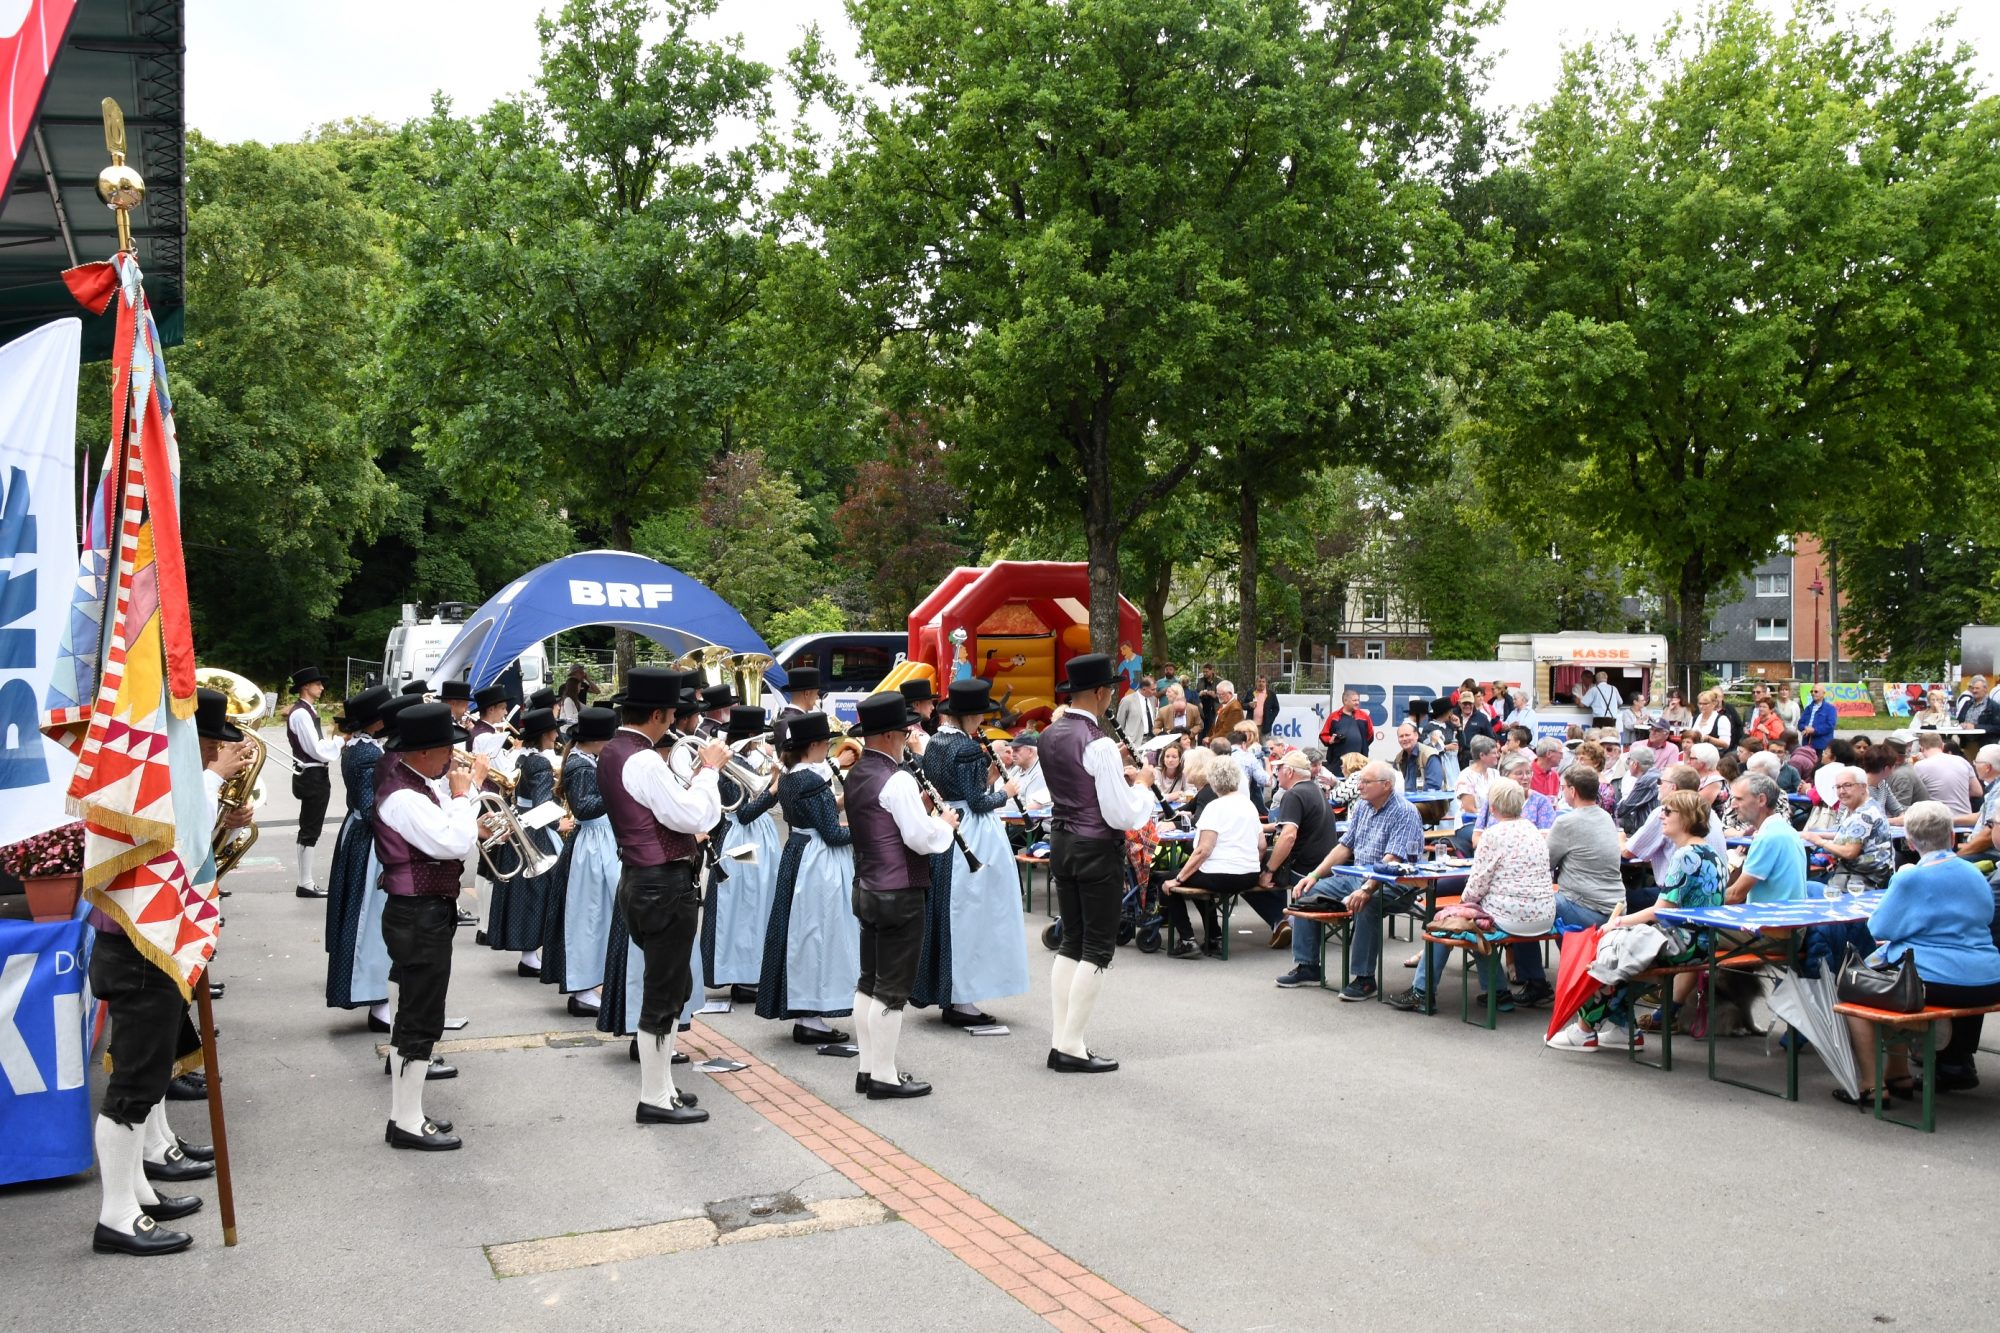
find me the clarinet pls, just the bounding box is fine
[980,736,1043,839]
[902,752,983,872]
[1102,715,1173,821]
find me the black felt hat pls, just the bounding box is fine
[528,688,557,711]
[786,666,821,693]
[725,705,769,741]
[517,708,559,742]
[782,712,831,748]
[701,682,736,712]
[574,706,618,742]
[856,691,919,737]
[336,685,391,733]
[195,688,244,744]
[473,684,508,710]
[438,679,473,703]
[289,666,326,691]
[944,679,995,717]
[384,701,470,753]
[900,677,936,704]
[612,666,681,712]
[400,679,431,698]
[1056,653,1118,694]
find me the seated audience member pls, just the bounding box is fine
[1913,687,1956,732]
[1259,751,1340,950]
[1637,717,1681,770]
[1727,772,1806,903]
[1549,790,1723,1051]
[1913,731,1983,823]
[1325,750,1369,812]
[1661,690,1692,731]
[1624,763,1728,902]
[1685,742,1726,811]
[1159,760,1267,958]
[1956,745,2000,861]
[1802,763,1896,891]
[1473,753,1556,847]
[1389,779,1554,1012]
[1527,738,1564,800]
[1834,801,2000,1105]
[1690,689,1734,749]
[1155,742,1190,802]
[1861,745,1908,820]
[1277,762,1425,997]
[1613,746,1660,833]
[1747,699,1786,744]
[1508,765,1626,1005]
[1502,724,1533,755]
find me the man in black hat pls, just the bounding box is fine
[601,667,730,1124]
[902,677,939,736]
[85,688,248,1256]
[772,665,822,750]
[285,667,341,899]
[374,703,488,1151]
[400,679,431,700]
[844,691,961,1099]
[438,679,474,725]
[1039,653,1157,1073]
[696,683,735,738]
[468,684,512,759]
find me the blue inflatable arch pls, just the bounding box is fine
[429,550,788,690]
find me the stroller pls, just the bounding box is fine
[1040,822,1174,954]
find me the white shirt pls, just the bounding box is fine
[202,768,225,834]
[288,705,340,766]
[881,768,956,854]
[377,762,481,859]
[470,727,507,758]
[610,728,722,832]
[1583,682,1622,717]
[1083,735,1157,832]
[1194,790,1263,875]
[1008,759,1050,808]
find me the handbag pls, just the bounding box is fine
[1835,943,1924,1013]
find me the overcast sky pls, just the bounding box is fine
[186,1,2000,145]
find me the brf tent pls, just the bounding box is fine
[429,550,785,690]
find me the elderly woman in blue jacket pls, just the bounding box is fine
[1835,801,2000,1107]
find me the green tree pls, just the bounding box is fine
[1480,1,2000,697]
[673,449,820,639]
[1838,507,2000,678]
[173,132,397,675]
[831,417,973,626]
[811,0,1342,653]
[385,0,776,671]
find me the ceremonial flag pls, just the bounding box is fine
[41,253,214,997]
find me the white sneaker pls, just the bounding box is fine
[1545,1023,1599,1052]
[1596,1024,1644,1051]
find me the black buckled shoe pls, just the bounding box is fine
[295,884,327,899]
[1046,1048,1119,1074]
[729,984,758,1005]
[794,1023,851,1044]
[636,1097,709,1125]
[866,1073,933,1100]
[206,982,226,1000]
[386,1119,462,1150]
[383,1054,457,1080]
[366,1013,392,1034]
[92,1216,193,1256]
[516,962,541,978]
[175,1136,214,1163]
[941,1008,995,1028]
[566,995,601,1018]
[143,1146,214,1183]
[141,1193,203,1222]
[855,1072,871,1094]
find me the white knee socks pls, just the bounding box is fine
[871,1000,904,1083]
[851,991,874,1079]
[1054,964,1106,1057]
[95,1116,144,1233]
[637,1031,678,1108]
[797,1015,832,1033]
[142,1101,173,1165]
[368,1000,392,1026]
[296,844,315,890]
[391,1057,431,1132]
[1049,955,1078,1049]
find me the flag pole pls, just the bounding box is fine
[192,973,239,1246]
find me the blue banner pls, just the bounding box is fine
[0,914,93,1185]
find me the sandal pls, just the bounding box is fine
[1833,1087,1892,1109]
[1885,1077,1918,1097]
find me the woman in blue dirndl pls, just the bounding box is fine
[324,687,394,1028]
[755,713,859,1043]
[539,707,619,1015]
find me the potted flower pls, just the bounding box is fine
[3,822,86,921]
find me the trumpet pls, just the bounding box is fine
[664,733,767,812]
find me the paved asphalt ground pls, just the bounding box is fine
[7,732,2000,1331]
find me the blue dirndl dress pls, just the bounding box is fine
[540,751,619,993]
[913,729,1030,1008]
[701,776,784,989]
[755,767,858,1019]
[485,749,561,953]
[325,736,390,1009]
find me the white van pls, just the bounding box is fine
[383,604,547,695]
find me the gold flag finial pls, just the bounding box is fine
[97,97,144,255]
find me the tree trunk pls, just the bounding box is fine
[1665,559,1707,703]
[1235,458,1259,688]
[608,510,637,683]
[1825,537,1842,684]
[1140,559,1172,669]
[1081,438,1122,657]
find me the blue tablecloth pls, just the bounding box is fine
[1654,891,1883,932]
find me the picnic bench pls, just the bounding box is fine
[1832,1000,2000,1132]
[1417,929,1559,1028]
[1164,881,1249,959]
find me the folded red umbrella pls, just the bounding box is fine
[1547,926,1605,1040]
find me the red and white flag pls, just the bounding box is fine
[0,1,80,209]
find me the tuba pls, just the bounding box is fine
[673,644,736,690]
[194,666,297,878]
[730,652,775,712]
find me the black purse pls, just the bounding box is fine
[1835,943,1924,1013]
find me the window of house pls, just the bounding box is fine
[1361,592,1387,623]
[1755,574,1789,597]
[1364,640,1385,660]
[1755,618,1788,642]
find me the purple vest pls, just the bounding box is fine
[1041,711,1115,841]
[373,759,466,897]
[843,749,930,893]
[286,699,323,766]
[599,730,697,867]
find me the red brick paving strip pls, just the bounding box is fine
[685,1022,1186,1333]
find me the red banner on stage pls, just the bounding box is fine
[0,1,79,210]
